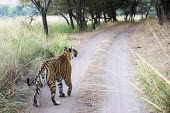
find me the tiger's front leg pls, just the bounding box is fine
[49,83,60,105]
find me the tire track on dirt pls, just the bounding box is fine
[101,27,146,113]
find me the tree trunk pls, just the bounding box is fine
[94,5,99,26]
[145,0,153,19]
[91,10,95,30]
[165,0,170,20]
[41,10,48,35]
[61,14,70,26]
[141,13,143,19]
[124,13,128,21]
[112,10,117,21]
[68,12,75,29]
[78,0,84,31]
[104,10,107,23]
[56,8,70,26]
[110,3,114,22]
[73,0,81,32]
[67,0,74,29]
[156,2,163,25]
[82,0,86,29]
[141,7,143,19]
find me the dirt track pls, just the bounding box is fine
[29,23,145,113]
[100,27,146,113]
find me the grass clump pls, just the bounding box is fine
[49,23,78,34]
[137,61,170,112]
[0,90,29,113]
[0,17,72,112]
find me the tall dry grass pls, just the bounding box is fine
[0,17,73,112]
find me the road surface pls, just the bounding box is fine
[28,23,145,113]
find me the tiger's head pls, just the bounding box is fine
[64,46,78,60]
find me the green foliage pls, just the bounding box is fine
[138,62,170,112]
[0,5,37,17]
[0,6,9,16]
[21,6,37,15]
[8,5,22,16]
[137,0,153,14]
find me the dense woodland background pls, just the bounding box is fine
[1,0,170,35]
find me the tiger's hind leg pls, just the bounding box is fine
[33,87,41,107]
[57,78,65,97]
[64,77,72,96]
[49,82,60,105]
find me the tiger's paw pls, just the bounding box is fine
[67,92,71,96]
[59,93,65,97]
[54,101,60,105]
[33,103,40,107]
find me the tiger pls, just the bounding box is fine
[27,46,78,107]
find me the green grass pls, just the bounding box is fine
[137,61,170,112]
[0,18,75,112]
[0,90,30,113]
[49,24,78,34]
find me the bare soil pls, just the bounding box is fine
[28,23,146,113]
[129,19,170,73]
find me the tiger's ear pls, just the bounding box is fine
[64,47,67,51]
[69,46,73,52]
[69,48,72,52]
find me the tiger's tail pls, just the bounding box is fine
[27,64,46,86]
[27,77,36,86]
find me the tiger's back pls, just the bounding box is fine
[41,55,72,85]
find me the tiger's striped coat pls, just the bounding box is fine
[27,47,78,107]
